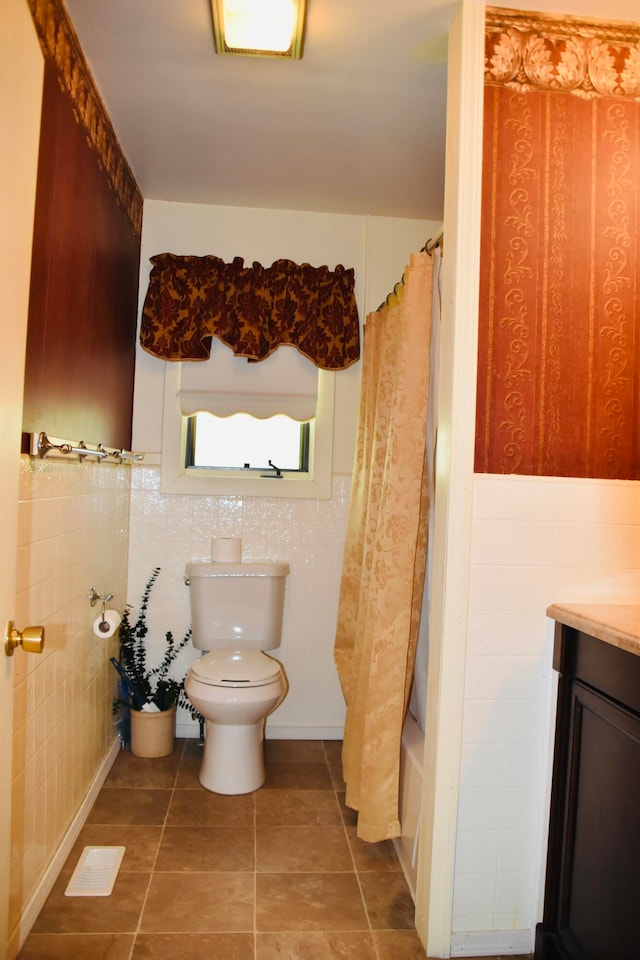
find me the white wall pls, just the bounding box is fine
[129,201,439,737]
[451,475,640,957]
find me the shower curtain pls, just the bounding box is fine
[409,246,442,732]
[334,250,433,843]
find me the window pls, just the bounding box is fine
[160,361,336,498]
[186,413,310,473]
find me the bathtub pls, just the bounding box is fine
[394,712,424,901]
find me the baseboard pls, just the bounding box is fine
[269,724,345,740]
[176,722,344,740]
[450,929,534,956]
[393,836,417,904]
[8,736,121,959]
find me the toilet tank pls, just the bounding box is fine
[186,561,289,651]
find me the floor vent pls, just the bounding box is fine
[64,845,126,897]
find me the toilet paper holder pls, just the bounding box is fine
[88,586,114,628]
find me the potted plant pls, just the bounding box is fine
[111,567,194,757]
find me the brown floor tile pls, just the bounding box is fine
[18,932,134,959]
[336,791,358,827]
[32,872,150,934]
[263,762,333,790]
[256,826,352,872]
[87,787,172,825]
[256,930,377,959]
[105,745,183,789]
[321,740,343,764]
[24,738,432,957]
[65,824,162,872]
[167,788,255,826]
[141,872,254,932]
[155,826,254,872]
[182,738,204,757]
[373,929,428,959]
[175,747,204,790]
[175,745,204,788]
[359,872,416,930]
[256,872,368,931]
[264,739,326,763]
[255,789,341,826]
[327,761,345,789]
[346,827,402,872]
[132,932,254,959]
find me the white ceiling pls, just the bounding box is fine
[63,0,457,220]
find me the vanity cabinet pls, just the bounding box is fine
[536,608,640,960]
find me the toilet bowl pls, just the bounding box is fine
[184,555,290,794]
[185,648,287,794]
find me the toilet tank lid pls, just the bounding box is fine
[186,560,290,578]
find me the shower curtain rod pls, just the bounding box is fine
[425,227,444,254]
[375,228,443,313]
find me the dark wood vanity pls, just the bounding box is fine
[536,604,640,960]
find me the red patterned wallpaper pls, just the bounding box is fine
[476,10,640,479]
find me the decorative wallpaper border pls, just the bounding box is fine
[486,7,640,100]
[27,0,143,235]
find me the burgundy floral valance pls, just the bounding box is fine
[139,253,361,370]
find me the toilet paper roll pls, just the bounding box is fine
[211,537,242,563]
[93,609,121,639]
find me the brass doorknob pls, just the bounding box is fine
[4,621,45,657]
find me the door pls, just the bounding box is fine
[0,2,42,956]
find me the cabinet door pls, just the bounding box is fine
[553,681,640,960]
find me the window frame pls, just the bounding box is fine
[160,362,335,498]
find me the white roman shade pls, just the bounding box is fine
[178,341,318,420]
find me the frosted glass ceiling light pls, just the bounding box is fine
[211,0,307,59]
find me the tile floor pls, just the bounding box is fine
[18,738,533,960]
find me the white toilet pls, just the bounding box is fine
[184,559,289,794]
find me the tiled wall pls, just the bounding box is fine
[11,457,130,934]
[451,472,640,954]
[126,465,351,737]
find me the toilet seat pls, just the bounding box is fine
[189,649,282,688]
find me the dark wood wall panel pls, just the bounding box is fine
[22,61,141,449]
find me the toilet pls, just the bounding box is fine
[184,558,289,794]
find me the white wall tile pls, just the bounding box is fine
[507,656,549,701]
[498,829,537,874]
[468,565,518,611]
[464,656,510,701]
[457,788,503,832]
[455,830,500,874]
[503,741,544,788]
[127,465,350,734]
[458,472,640,952]
[555,522,602,568]
[500,785,543,830]
[473,474,521,520]
[511,520,560,566]
[12,457,130,930]
[494,870,534,922]
[506,699,547,742]
[452,871,497,919]
[471,519,517,565]
[460,743,505,788]
[462,699,507,744]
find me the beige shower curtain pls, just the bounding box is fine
[334,251,432,843]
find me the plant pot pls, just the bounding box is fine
[129,704,176,758]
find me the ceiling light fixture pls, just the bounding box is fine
[211,0,307,59]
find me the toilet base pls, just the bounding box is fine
[200,720,266,794]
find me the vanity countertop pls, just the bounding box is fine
[546,603,640,659]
